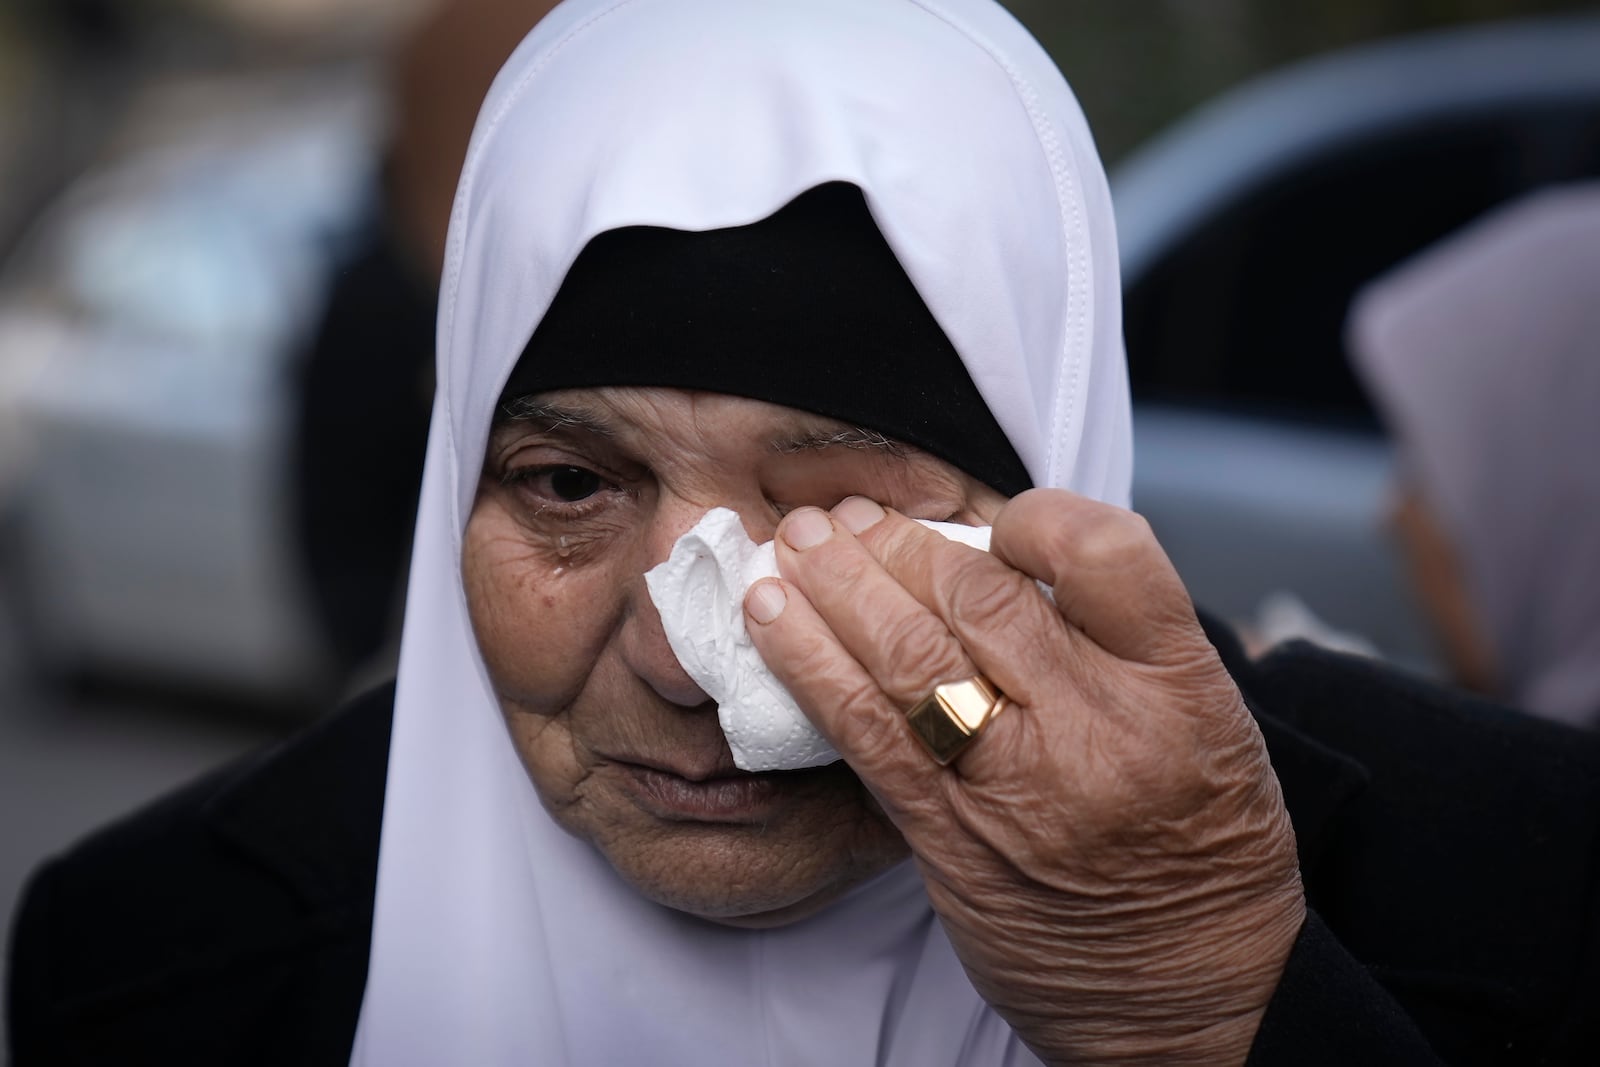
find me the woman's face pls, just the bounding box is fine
[463,386,1006,926]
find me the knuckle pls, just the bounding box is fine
[810,541,875,589]
[831,670,888,722]
[765,629,901,748]
[850,696,914,767]
[945,560,1033,637]
[879,613,964,690]
[822,671,908,768]
[761,623,838,690]
[1071,508,1155,573]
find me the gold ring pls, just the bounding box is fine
[905,675,1007,765]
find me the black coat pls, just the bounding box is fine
[9,621,1600,1065]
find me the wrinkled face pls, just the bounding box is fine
[463,386,1005,927]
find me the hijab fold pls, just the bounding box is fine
[352,1,1131,1062]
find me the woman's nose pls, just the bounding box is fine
[620,583,711,708]
[620,497,778,708]
[618,499,736,709]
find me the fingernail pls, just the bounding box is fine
[782,508,833,550]
[834,496,885,534]
[746,580,787,624]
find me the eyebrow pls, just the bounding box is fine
[496,393,912,457]
[771,425,912,457]
[497,396,616,437]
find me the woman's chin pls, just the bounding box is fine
[556,790,909,926]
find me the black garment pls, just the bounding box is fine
[504,183,1031,496]
[291,220,437,671]
[9,622,1600,1065]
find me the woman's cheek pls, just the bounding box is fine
[462,497,629,715]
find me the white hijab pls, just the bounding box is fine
[1350,182,1600,727]
[352,1,1131,1063]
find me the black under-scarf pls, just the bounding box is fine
[499,181,1030,496]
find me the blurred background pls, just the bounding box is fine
[2,0,1597,1038]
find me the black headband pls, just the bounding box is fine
[499,182,1030,496]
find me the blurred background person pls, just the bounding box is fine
[1348,182,1600,728]
[290,0,560,676]
[0,0,410,1037]
[1113,9,1600,679]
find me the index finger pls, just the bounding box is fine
[747,505,992,787]
[837,503,1082,716]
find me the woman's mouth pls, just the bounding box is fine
[619,762,803,822]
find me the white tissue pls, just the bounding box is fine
[644,507,991,771]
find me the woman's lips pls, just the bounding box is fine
[619,762,799,822]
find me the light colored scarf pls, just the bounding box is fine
[351,1,1132,1062]
[1350,181,1600,727]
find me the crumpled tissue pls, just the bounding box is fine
[644,507,991,771]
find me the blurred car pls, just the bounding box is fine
[0,68,379,705]
[1119,13,1600,672]
[4,13,1599,706]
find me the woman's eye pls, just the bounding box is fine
[503,464,610,505]
[546,466,603,502]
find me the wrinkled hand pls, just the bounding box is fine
[744,489,1306,1066]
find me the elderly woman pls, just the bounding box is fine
[9,1,1599,1065]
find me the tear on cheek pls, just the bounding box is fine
[520,518,631,571]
